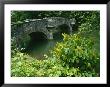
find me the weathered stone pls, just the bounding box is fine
[11,17,75,49]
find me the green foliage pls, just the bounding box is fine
[79,12,100,33]
[51,33,99,76]
[11,32,100,77]
[11,11,99,27]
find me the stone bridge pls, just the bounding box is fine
[11,17,75,49]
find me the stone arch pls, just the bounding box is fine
[29,27,53,40]
[11,17,75,50]
[13,27,53,50]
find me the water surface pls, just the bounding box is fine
[26,37,62,59]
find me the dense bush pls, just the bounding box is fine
[54,33,99,75]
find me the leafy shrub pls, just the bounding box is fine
[11,31,100,77]
[51,33,100,76]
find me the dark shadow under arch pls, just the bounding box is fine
[29,32,48,41]
[57,24,71,34]
[24,31,48,52]
[53,24,70,39]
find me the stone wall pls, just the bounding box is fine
[11,17,75,50]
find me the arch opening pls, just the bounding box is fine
[53,24,71,40]
[24,31,48,52]
[29,32,48,41]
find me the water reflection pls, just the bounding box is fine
[25,39,62,59]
